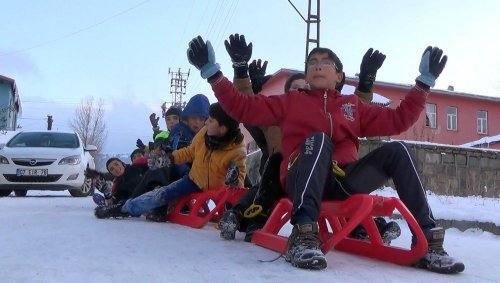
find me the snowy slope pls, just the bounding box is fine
[0,191,498,283]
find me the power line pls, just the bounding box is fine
[213,0,240,53]
[19,117,45,120]
[22,100,82,105]
[0,0,152,57]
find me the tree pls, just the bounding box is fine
[70,97,107,165]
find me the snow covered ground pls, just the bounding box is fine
[1,189,499,283]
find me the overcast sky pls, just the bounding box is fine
[1,0,499,153]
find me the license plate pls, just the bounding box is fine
[16,169,48,176]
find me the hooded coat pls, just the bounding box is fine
[169,93,210,149]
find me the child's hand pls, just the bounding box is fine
[358,48,386,93]
[136,139,145,150]
[249,59,271,94]
[187,36,220,79]
[225,161,240,187]
[224,33,252,66]
[149,113,160,128]
[416,46,447,88]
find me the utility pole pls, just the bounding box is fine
[288,0,321,63]
[47,115,53,130]
[168,68,190,111]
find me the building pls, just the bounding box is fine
[345,77,500,148]
[259,69,500,148]
[0,75,21,131]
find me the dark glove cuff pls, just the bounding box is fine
[208,71,223,83]
[357,80,373,93]
[233,63,249,78]
[357,72,376,93]
[415,80,431,90]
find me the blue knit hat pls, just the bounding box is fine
[181,94,209,119]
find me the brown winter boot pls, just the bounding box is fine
[414,227,465,274]
[285,222,327,270]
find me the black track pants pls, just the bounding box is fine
[285,132,435,229]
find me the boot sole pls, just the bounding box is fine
[413,260,465,274]
[291,256,327,270]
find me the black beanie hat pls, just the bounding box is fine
[165,106,181,117]
[209,102,239,132]
[106,158,125,172]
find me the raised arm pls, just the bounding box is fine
[356,48,386,103]
[187,35,285,127]
[359,46,447,136]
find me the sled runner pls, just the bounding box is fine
[252,195,428,265]
[167,187,248,228]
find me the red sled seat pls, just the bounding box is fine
[167,187,247,229]
[251,194,428,266]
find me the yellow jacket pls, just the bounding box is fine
[172,127,247,191]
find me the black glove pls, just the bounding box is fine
[335,71,346,92]
[149,113,159,128]
[249,59,271,94]
[224,33,253,78]
[358,48,386,93]
[84,168,105,179]
[187,36,220,79]
[159,139,174,154]
[136,139,145,150]
[416,46,447,88]
[225,161,240,187]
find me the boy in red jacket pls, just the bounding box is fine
[186,35,464,274]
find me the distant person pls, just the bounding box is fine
[169,93,210,150]
[163,106,181,131]
[167,93,210,180]
[94,103,247,220]
[89,156,149,206]
[186,35,464,273]
[130,148,146,163]
[147,106,181,142]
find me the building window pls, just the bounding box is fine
[425,103,437,128]
[447,106,457,130]
[477,110,488,134]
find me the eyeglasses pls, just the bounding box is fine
[306,59,338,70]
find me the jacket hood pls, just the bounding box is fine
[181,94,210,119]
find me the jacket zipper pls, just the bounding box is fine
[324,90,333,138]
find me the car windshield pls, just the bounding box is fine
[7,132,80,149]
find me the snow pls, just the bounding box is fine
[1,189,499,283]
[461,134,500,148]
[341,84,392,105]
[376,188,500,226]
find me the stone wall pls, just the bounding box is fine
[359,139,500,198]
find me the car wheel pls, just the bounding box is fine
[0,190,12,197]
[69,176,94,197]
[14,190,28,197]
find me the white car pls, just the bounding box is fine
[0,130,97,197]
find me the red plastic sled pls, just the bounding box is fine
[167,187,247,229]
[251,195,428,266]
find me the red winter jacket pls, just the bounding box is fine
[210,75,427,188]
